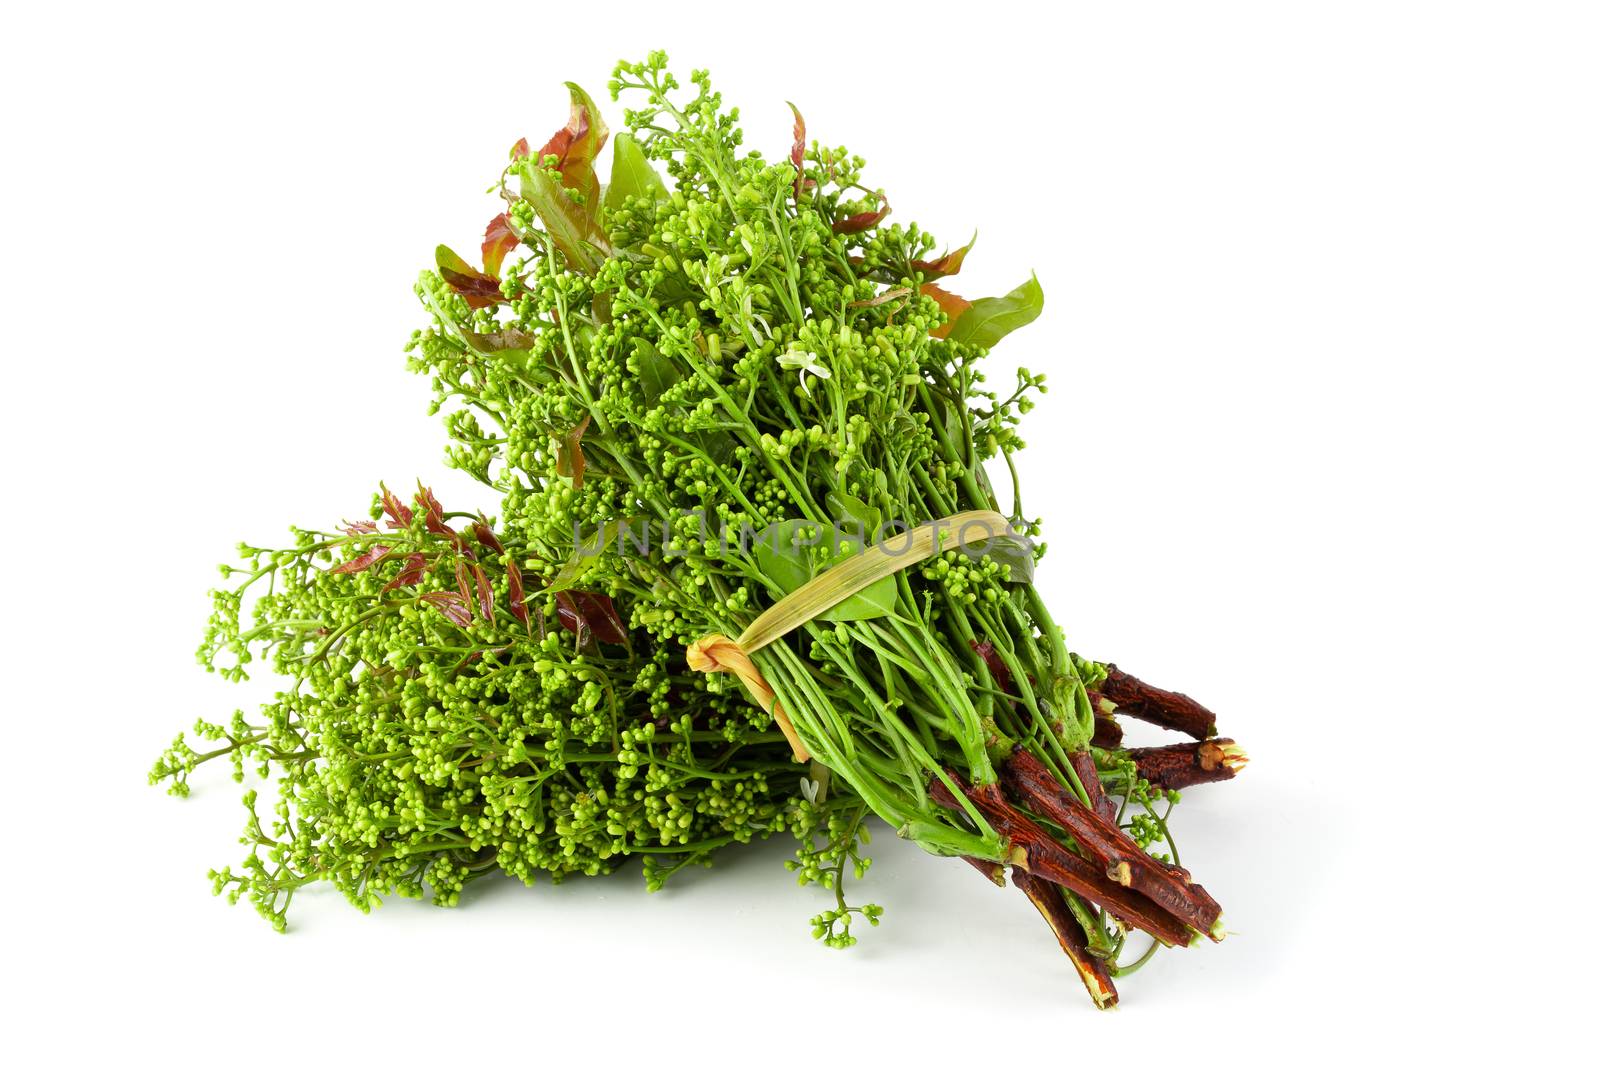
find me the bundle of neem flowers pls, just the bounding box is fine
[152,53,1246,1009]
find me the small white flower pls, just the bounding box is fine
[799,766,830,807]
[739,291,772,349]
[777,347,831,396]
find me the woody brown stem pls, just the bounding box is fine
[1091,711,1123,749]
[1095,664,1217,739]
[962,855,1007,886]
[1066,749,1120,823]
[1128,739,1248,791]
[1002,750,1223,938]
[1013,869,1119,1010]
[929,775,1193,946]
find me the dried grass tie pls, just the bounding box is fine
[687,509,1017,762]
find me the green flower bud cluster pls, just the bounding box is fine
[154,491,841,930]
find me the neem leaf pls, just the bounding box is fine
[751,518,896,622]
[922,282,973,339]
[945,274,1045,349]
[826,490,881,536]
[420,591,473,627]
[414,483,456,542]
[511,137,531,160]
[605,132,668,213]
[459,326,536,355]
[912,233,976,278]
[547,519,624,593]
[435,245,505,309]
[554,415,592,488]
[819,550,898,622]
[382,553,428,592]
[963,534,1036,584]
[472,519,504,556]
[379,483,414,529]
[848,286,912,310]
[471,563,495,621]
[631,338,683,405]
[331,543,392,574]
[539,82,609,208]
[519,163,608,272]
[832,192,891,234]
[554,590,628,645]
[481,213,519,278]
[787,102,810,201]
[506,560,529,627]
[752,519,816,595]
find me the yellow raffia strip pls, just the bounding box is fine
[687,509,1016,762]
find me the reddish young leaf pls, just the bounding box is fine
[506,560,529,628]
[472,518,504,556]
[554,590,628,646]
[382,553,428,592]
[970,639,1015,693]
[471,563,495,621]
[379,483,414,529]
[537,82,609,208]
[832,192,891,234]
[339,519,378,536]
[912,233,976,278]
[787,102,811,202]
[419,591,473,627]
[554,414,592,489]
[511,136,530,160]
[414,483,459,544]
[481,213,519,279]
[435,245,505,309]
[454,560,472,605]
[922,282,973,339]
[331,543,392,574]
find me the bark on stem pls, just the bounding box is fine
[1095,664,1217,739]
[1128,739,1248,790]
[1013,869,1119,1010]
[929,775,1193,946]
[1091,712,1123,749]
[1002,749,1223,938]
[1066,749,1120,823]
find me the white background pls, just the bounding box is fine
[3,1,1595,1060]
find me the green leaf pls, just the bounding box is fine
[605,133,667,214]
[697,429,738,466]
[751,519,815,595]
[820,554,897,622]
[547,519,627,593]
[962,534,1036,584]
[750,518,897,622]
[459,327,535,355]
[946,273,1044,349]
[826,490,881,539]
[631,338,682,405]
[519,163,610,273]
